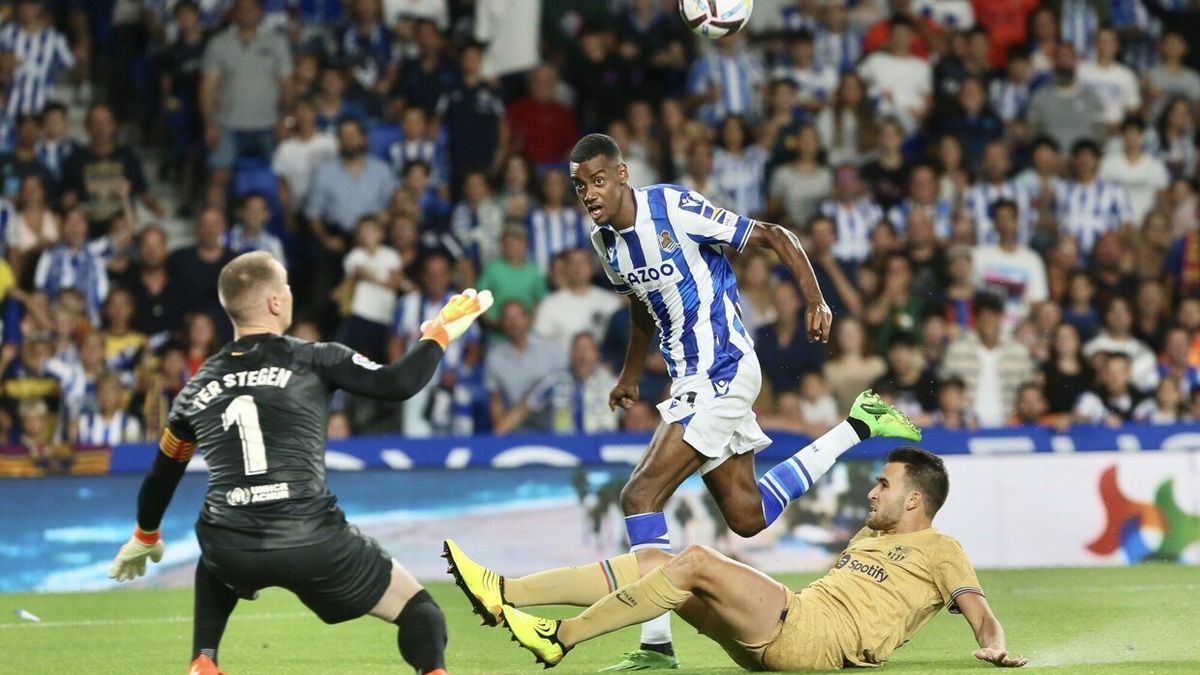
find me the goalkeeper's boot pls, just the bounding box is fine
[442,539,504,627]
[186,655,225,675]
[500,605,567,668]
[848,389,922,441]
[599,650,681,671]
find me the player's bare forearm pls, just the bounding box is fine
[748,222,832,342]
[748,222,822,304]
[135,451,189,532]
[958,592,1027,667]
[974,611,1006,653]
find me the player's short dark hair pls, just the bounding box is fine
[974,290,1005,315]
[887,446,950,517]
[40,102,67,120]
[1120,114,1146,133]
[939,376,966,394]
[1006,44,1031,62]
[1031,135,1060,153]
[336,115,366,137]
[1071,138,1101,159]
[403,159,432,177]
[1016,381,1043,397]
[239,191,269,209]
[569,133,623,166]
[989,198,1018,219]
[889,331,918,349]
[791,28,815,44]
[218,251,282,325]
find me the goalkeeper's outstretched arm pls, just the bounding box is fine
[314,288,492,401]
[956,591,1028,668]
[109,430,195,581]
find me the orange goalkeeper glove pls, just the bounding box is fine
[108,526,165,582]
[420,288,494,349]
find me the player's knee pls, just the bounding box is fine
[619,476,658,515]
[725,506,766,538]
[394,589,447,672]
[668,545,717,585]
[634,547,672,576]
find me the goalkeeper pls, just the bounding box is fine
[109,251,490,675]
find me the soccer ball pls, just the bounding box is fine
[678,0,754,39]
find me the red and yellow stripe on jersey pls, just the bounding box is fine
[159,427,198,462]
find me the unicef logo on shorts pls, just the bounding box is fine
[226,487,251,506]
[835,554,851,569]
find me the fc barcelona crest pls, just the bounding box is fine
[887,544,910,562]
[659,229,679,254]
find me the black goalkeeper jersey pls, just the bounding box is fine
[165,333,441,550]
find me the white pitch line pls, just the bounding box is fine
[0,612,310,629]
[1007,583,1198,595]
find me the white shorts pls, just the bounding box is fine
[656,354,773,475]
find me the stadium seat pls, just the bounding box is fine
[367,123,404,164]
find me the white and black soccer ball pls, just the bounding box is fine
[678,0,754,39]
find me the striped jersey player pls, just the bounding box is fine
[567,133,921,670]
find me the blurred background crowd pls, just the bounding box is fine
[2,0,1200,452]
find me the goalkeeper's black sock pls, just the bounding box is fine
[192,560,239,663]
[394,590,447,673]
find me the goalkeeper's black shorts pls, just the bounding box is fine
[197,521,393,624]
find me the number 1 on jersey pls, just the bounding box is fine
[222,395,267,475]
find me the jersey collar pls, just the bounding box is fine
[596,187,640,233]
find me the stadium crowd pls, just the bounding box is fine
[2,0,1200,451]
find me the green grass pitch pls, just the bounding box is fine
[1,565,1197,674]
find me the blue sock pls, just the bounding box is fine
[625,512,671,552]
[625,513,673,648]
[757,420,861,527]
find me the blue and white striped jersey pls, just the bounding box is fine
[526,205,588,275]
[1059,0,1100,60]
[775,63,839,108]
[686,50,766,125]
[36,137,80,181]
[989,78,1033,123]
[590,185,756,386]
[1109,0,1163,71]
[712,146,767,218]
[814,30,863,74]
[887,198,954,240]
[0,24,75,117]
[1055,179,1133,254]
[77,410,142,446]
[225,225,287,267]
[144,0,233,31]
[388,137,447,185]
[818,197,883,264]
[779,6,820,34]
[963,179,1033,246]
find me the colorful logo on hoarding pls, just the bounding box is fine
[1087,465,1200,563]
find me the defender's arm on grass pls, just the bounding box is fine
[955,590,1028,668]
[745,221,833,343]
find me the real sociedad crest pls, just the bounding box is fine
[659,229,679,254]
